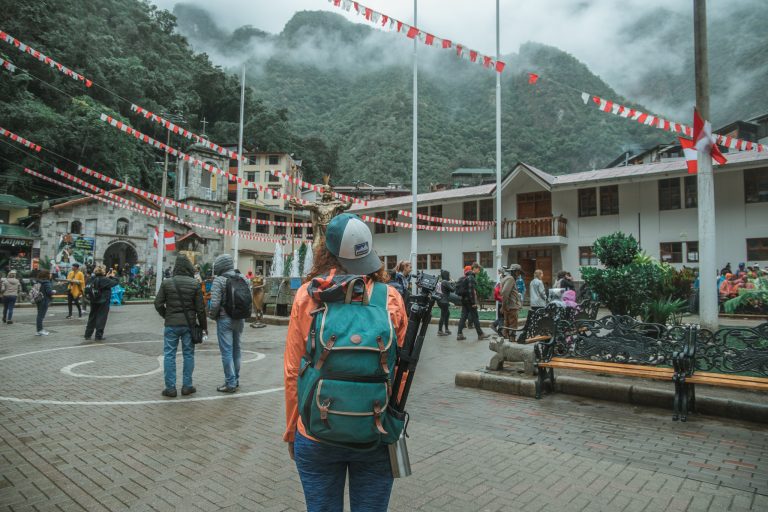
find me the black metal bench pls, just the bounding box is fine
[674,323,768,421]
[499,303,576,344]
[535,316,691,418]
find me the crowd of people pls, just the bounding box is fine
[717,262,767,302]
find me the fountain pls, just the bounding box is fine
[290,248,300,278]
[269,243,284,277]
[303,243,314,276]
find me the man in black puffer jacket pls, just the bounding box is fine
[154,255,208,398]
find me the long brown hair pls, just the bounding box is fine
[37,270,51,280]
[305,246,389,283]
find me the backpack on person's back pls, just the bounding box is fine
[28,282,44,304]
[85,278,103,303]
[223,273,252,320]
[455,276,469,297]
[297,278,404,450]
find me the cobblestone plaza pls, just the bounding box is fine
[1,305,766,511]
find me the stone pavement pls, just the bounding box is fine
[0,304,766,511]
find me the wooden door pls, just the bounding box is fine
[517,249,553,287]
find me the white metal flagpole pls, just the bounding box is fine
[495,0,503,271]
[155,129,171,294]
[233,65,246,268]
[410,0,418,281]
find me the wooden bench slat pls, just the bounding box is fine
[545,359,674,373]
[523,335,551,344]
[686,375,768,391]
[538,360,674,380]
[693,372,768,384]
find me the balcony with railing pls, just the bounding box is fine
[496,216,568,245]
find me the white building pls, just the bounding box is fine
[351,151,768,286]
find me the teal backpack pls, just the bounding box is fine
[298,279,405,450]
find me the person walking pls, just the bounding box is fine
[491,268,504,335]
[83,266,119,341]
[529,269,547,311]
[154,255,208,398]
[65,262,85,319]
[436,270,454,336]
[501,265,523,338]
[456,262,489,341]
[34,269,54,336]
[390,260,412,304]
[284,213,408,512]
[209,254,252,393]
[1,270,22,324]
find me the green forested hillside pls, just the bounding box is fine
[174,7,668,188]
[0,0,334,199]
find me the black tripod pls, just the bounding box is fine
[390,275,438,413]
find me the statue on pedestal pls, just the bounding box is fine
[289,175,352,251]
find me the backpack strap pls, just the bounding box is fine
[344,277,370,305]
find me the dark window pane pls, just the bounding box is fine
[255,213,269,234]
[429,253,442,269]
[744,168,768,203]
[686,241,699,263]
[660,242,683,263]
[599,185,619,215]
[463,201,477,221]
[684,176,698,208]
[659,178,681,210]
[479,199,494,221]
[579,246,599,266]
[578,188,597,217]
[746,238,768,260]
[462,252,476,268]
[479,251,493,268]
[274,216,287,236]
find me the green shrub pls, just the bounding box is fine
[581,262,667,317]
[475,268,493,300]
[593,232,641,268]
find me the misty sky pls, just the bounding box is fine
[151,0,693,81]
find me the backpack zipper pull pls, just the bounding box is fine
[319,398,332,428]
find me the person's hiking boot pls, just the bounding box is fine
[181,386,196,396]
[162,388,177,398]
[217,384,237,393]
[456,333,467,341]
[478,333,490,341]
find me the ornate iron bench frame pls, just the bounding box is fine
[535,315,692,419]
[673,323,768,421]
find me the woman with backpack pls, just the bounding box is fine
[83,265,119,341]
[33,270,55,336]
[2,270,22,325]
[436,269,454,336]
[284,213,408,512]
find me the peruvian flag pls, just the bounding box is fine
[153,227,176,250]
[693,108,727,166]
[679,137,698,174]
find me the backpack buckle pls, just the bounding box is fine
[316,335,337,370]
[373,400,388,435]
[319,399,331,428]
[376,336,389,374]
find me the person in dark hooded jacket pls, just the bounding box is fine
[83,265,119,341]
[154,255,208,397]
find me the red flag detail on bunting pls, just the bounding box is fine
[679,138,698,174]
[406,26,419,39]
[153,227,176,250]
[495,61,505,73]
[527,73,539,84]
[693,109,727,166]
[425,33,434,46]
[442,39,452,49]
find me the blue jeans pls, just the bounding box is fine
[294,432,394,512]
[217,316,243,387]
[3,296,17,322]
[163,326,195,389]
[36,300,49,332]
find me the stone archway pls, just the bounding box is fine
[103,241,138,274]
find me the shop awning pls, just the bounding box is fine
[0,224,39,241]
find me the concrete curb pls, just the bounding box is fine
[455,370,768,424]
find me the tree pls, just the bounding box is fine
[475,268,493,301]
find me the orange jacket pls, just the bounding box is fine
[283,278,407,443]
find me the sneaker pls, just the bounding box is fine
[83,335,92,340]
[445,330,452,335]
[66,315,72,319]
[216,384,237,393]
[95,336,105,341]
[162,388,177,398]
[181,386,196,396]
[6,321,12,325]
[478,334,490,341]
[36,330,50,336]
[456,334,467,341]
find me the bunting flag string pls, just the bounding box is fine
[27,167,300,244]
[77,165,311,228]
[99,113,309,205]
[0,126,42,152]
[1,57,15,73]
[360,214,491,232]
[327,0,506,74]
[581,92,766,153]
[24,168,162,218]
[397,209,495,226]
[129,104,244,163]
[0,30,92,87]
[268,170,367,206]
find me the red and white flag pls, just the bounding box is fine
[153,227,176,251]
[693,108,727,166]
[679,137,698,174]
